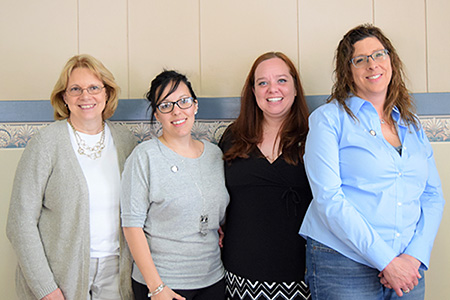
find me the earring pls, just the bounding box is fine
[195,110,198,115]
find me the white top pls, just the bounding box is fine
[68,122,121,258]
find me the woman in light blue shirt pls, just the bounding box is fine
[299,24,445,300]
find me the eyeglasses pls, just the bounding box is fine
[157,97,195,114]
[66,85,105,97]
[350,49,389,68]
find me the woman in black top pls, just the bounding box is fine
[219,52,312,300]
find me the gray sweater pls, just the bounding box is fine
[6,120,137,300]
[120,138,229,289]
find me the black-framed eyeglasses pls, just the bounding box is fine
[157,97,195,114]
[66,85,105,97]
[350,49,389,68]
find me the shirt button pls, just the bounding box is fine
[396,233,401,237]
[397,202,402,206]
[398,172,402,176]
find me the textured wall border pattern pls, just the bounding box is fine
[1,117,449,149]
[0,120,231,149]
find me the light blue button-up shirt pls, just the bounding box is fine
[299,96,445,271]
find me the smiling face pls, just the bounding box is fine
[64,67,106,127]
[351,37,392,103]
[253,57,296,122]
[154,81,198,139]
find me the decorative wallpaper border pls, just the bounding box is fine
[0,120,232,149]
[421,116,450,142]
[1,117,449,149]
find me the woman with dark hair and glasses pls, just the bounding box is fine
[6,54,137,299]
[120,70,229,300]
[300,24,445,299]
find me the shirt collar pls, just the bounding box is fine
[346,95,404,126]
[391,106,401,123]
[346,95,366,116]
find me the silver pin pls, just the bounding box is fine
[369,130,376,136]
[171,165,178,173]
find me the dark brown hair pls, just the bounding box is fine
[330,24,418,127]
[223,52,309,165]
[145,70,197,123]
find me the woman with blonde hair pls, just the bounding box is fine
[7,54,136,299]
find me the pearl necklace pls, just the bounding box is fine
[68,120,106,160]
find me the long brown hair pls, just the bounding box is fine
[223,52,309,165]
[330,24,418,127]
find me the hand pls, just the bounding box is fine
[399,253,421,270]
[218,226,225,248]
[379,254,421,289]
[151,285,185,300]
[41,288,65,300]
[378,272,392,289]
[380,255,421,297]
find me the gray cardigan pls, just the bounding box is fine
[6,120,137,300]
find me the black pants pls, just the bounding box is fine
[132,277,226,300]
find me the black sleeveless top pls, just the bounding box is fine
[219,127,312,282]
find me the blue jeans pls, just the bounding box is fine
[305,238,425,300]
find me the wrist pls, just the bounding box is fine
[148,283,166,298]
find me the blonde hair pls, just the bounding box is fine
[50,54,120,120]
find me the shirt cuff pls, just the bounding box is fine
[365,237,398,271]
[121,214,146,228]
[35,282,59,300]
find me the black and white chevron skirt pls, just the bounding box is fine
[225,271,310,300]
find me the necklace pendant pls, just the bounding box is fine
[70,120,106,160]
[199,214,209,236]
[91,152,101,160]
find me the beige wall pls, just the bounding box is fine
[1,0,450,100]
[0,149,23,300]
[427,144,450,300]
[1,0,449,299]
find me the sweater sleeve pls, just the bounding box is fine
[120,144,152,228]
[6,133,59,299]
